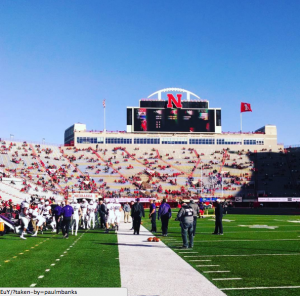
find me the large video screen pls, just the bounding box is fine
[133,108,215,132]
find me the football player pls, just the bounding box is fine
[80,199,89,229]
[19,197,31,240]
[105,199,116,233]
[30,208,45,236]
[71,198,82,236]
[114,199,123,232]
[87,200,96,229]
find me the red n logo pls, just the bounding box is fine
[167,94,182,108]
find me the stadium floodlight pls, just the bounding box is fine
[42,138,45,144]
[10,134,14,140]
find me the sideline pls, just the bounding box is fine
[117,222,225,296]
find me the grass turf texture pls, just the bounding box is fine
[142,210,300,296]
[0,229,120,288]
[1,212,300,295]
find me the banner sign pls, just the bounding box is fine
[199,197,218,202]
[258,197,288,202]
[69,193,99,200]
[104,198,155,203]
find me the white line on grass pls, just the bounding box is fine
[196,265,220,267]
[38,276,44,279]
[213,278,241,281]
[45,269,50,272]
[200,230,300,233]
[204,271,230,273]
[185,253,300,257]
[190,260,212,262]
[193,239,300,243]
[221,286,300,291]
[51,264,55,266]
[30,284,36,287]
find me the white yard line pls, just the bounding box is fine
[193,239,300,243]
[196,265,220,267]
[117,222,225,296]
[221,286,300,291]
[184,253,300,257]
[204,271,230,273]
[213,278,242,281]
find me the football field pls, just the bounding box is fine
[1,212,300,296]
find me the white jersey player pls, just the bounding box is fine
[42,201,54,231]
[87,200,96,229]
[71,199,82,236]
[105,200,116,233]
[30,209,45,236]
[37,199,45,215]
[20,197,30,240]
[80,199,89,229]
[114,199,123,231]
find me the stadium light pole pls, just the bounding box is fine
[201,162,203,194]
[10,134,14,141]
[103,99,106,133]
[42,138,45,145]
[240,113,242,133]
[221,171,224,199]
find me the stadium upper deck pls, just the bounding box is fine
[65,124,280,150]
[65,88,281,150]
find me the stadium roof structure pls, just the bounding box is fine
[147,88,201,101]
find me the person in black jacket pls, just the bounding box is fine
[98,200,107,229]
[212,199,223,235]
[131,198,145,235]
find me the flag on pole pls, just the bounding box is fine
[241,102,252,113]
[103,99,106,108]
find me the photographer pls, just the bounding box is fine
[176,200,194,249]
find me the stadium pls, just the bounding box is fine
[1,87,300,296]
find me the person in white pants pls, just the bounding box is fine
[114,199,123,232]
[87,200,96,229]
[31,211,46,236]
[105,200,115,233]
[20,198,31,240]
[80,199,88,229]
[71,199,82,236]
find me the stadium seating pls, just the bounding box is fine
[0,139,298,205]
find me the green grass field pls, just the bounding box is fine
[1,212,300,295]
[0,229,120,288]
[142,211,300,296]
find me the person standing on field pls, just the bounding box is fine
[177,200,194,249]
[212,199,223,235]
[158,198,172,237]
[61,200,74,239]
[123,202,130,223]
[189,199,200,236]
[131,198,144,235]
[149,199,157,232]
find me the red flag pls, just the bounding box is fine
[241,102,252,113]
[103,99,106,108]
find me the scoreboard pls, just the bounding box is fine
[127,99,221,133]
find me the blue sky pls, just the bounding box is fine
[0,0,299,145]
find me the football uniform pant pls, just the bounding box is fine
[72,216,79,235]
